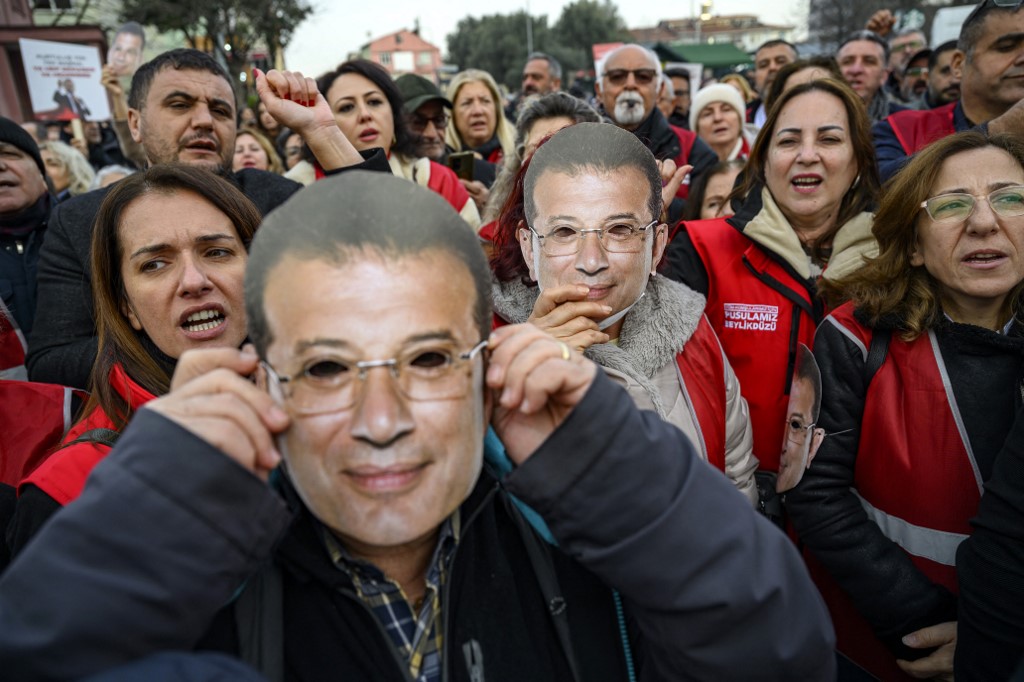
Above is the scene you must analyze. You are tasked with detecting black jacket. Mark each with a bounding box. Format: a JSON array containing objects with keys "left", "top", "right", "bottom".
[
  {"left": 203, "top": 370, "right": 836, "bottom": 681},
  {"left": 27, "top": 151, "right": 388, "bottom": 389},
  {"left": 956, "top": 405, "right": 1024, "bottom": 681},
  {"left": 0, "top": 194, "right": 51, "bottom": 336}
]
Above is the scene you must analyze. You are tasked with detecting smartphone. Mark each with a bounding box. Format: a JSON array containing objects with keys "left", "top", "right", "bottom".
[{"left": 447, "top": 151, "right": 475, "bottom": 182}]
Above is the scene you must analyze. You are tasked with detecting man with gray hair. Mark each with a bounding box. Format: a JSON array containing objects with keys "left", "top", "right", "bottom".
[
  {"left": 507, "top": 52, "right": 563, "bottom": 121},
  {"left": 595, "top": 44, "right": 715, "bottom": 201}
]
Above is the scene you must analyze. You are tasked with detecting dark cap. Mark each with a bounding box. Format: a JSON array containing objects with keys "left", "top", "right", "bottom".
[
  {"left": 0, "top": 117, "right": 45, "bottom": 175},
  {"left": 906, "top": 47, "right": 932, "bottom": 71},
  {"left": 395, "top": 74, "right": 452, "bottom": 114}
]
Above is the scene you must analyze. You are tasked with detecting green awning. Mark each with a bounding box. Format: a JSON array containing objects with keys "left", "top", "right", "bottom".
[{"left": 667, "top": 42, "right": 752, "bottom": 68}]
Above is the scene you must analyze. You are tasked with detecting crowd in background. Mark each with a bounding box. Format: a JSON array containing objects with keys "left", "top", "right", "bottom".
[{"left": 1, "top": 2, "right": 1024, "bottom": 682}]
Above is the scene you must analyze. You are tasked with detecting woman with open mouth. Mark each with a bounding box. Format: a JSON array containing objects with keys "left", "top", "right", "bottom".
[
  {"left": 787, "top": 130, "right": 1024, "bottom": 681},
  {"left": 664, "top": 78, "right": 879, "bottom": 527},
  {"left": 445, "top": 68, "right": 515, "bottom": 167},
  {"left": 690, "top": 83, "right": 754, "bottom": 163},
  {"left": 284, "top": 60, "right": 480, "bottom": 230},
  {"left": 8, "top": 164, "right": 259, "bottom": 555}
]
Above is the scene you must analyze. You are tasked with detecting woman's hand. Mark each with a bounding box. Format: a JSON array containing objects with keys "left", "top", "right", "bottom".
[
  {"left": 527, "top": 284, "right": 612, "bottom": 352},
  {"left": 254, "top": 68, "right": 363, "bottom": 170},
  {"left": 896, "top": 621, "right": 956, "bottom": 681},
  {"left": 657, "top": 160, "right": 692, "bottom": 210},
  {"left": 460, "top": 179, "right": 489, "bottom": 212}
]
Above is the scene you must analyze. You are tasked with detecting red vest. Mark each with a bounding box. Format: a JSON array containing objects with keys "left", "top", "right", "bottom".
[
  {"left": 811, "top": 306, "right": 982, "bottom": 681},
  {"left": 423, "top": 159, "right": 474, "bottom": 216},
  {"left": 675, "top": 315, "right": 727, "bottom": 470},
  {"left": 0, "top": 298, "right": 26, "bottom": 380},
  {"left": 23, "top": 364, "right": 156, "bottom": 505},
  {"left": 686, "top": 218, "right": 818, "bottom": 471},
  {"left": 886, "top": 102, "right": 957, "bottom": 156},
  {"left": 669, "top": 124, "right": 698, "bottom": 200},
  {"left": 0, "top": 381, "right": 85, "bottom": 486}
]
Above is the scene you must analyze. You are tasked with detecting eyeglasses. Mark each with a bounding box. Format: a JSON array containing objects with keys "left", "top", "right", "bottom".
[
  {"left": 603, "top": 68, "right": 658, "bottom": 86},
  {"left": 920, "top": 185, "right": 1024, "bottom": 222},
  {"left": 894, "top": 39, "right": 925, "bottom": 53},
  {"left": 263, "top": 340, "right": 487, "bottom": 415},
  {"left": 904, "top": 66, "right": 928, "bottom": 78},
  {"left": 529, "top": 220, "right": 658, "bottom": 257},
  {"left": 408, "top": 113, "right": 449, "bottom": 132},
  {"left": 784, "top": 418, "right": 817, "bottom": 446}
]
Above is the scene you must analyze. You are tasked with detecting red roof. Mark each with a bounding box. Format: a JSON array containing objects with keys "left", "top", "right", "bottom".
[{"left": 364, "top": 29, "right": 440, "bottom": 54}]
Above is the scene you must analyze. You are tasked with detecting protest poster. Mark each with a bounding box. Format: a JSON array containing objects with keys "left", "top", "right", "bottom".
[{"left": 19, "top": 37, "right": 111, "bottom": 122}]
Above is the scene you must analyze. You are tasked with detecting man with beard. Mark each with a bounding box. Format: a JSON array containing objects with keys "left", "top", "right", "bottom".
[
  {"left": 922, "top": 41, "right": 961, "bottom": 109},
  {"left": 26, "top": 48, "right": 386, "bottom": 389},
  {"left": 596, "top": 44, "right": 716, "bottom": 201},
  {"left": 874, "top": 1, "right": 1024, "bottom": 181},
  {"left": 506, "top": 53, "right": 562, "bottom": 121}
]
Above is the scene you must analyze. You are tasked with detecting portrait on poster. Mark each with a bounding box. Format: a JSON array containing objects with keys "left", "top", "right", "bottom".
[{"left": 19, "top": 38, "right": 111, "bottom": 122}]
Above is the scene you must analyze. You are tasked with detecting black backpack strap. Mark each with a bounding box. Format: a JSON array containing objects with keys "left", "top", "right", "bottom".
[
  {"left": 234, "top": 562, "right": 285, "bottom": 682},
  {"left": 508, "top": 501, "right": 584, "bottom": 682},
  {"left": 864, "top": 328, "right": 891, "bottom": 386},
  {"left": 64, "top": 428, "right": 121, "bottom": 449}
]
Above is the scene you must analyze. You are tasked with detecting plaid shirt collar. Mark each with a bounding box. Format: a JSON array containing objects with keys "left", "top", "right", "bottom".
[{"left": 321, "top": 511, "right": 461, "bottom": 682}]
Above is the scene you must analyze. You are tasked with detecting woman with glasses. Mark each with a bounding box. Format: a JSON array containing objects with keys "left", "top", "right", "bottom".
[
  {"left": 786, "top": 131, "right": 1024, "bottom": 681},
  {"left": 284, "top": 60, "right": 479, "bottom": 229},
  {"left": 664, "top": 78, "right": 879, "bottom": 515},
  {"left": 490, "top": 122, "right": 759, "bottom": 504},
  {"left": 445, "top": 69, "right": 516, "bottom": 166},
  {"left": 7, "top": 165, "right": 259, "bottom": 556}
]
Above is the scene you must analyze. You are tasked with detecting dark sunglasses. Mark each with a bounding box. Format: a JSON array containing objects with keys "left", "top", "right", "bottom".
[{"left": 603, "top": 68, "right": 657, "bottom": 86}]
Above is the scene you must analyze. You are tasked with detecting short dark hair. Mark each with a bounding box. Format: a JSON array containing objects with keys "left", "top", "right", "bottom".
[
  {"left": 839, "top": 30, "right": 890, "bottom": 64},
  {"left": 793, "top": 346, "right": 821, "bottom": 420},
  {"left": 664, "top": 67, "right": 691, "bottom": 83},
  {"left": 525, "top": 52, "right": 562, "bottom": 81},
  {"left": 930, "top": 40, "right": 959, "bottom": 70},
  {"left": 755, "top": 39, "right": 798, "bottom": 59},
  {"left": 523, "top": 122, "right": 662, "bottom": 226},
  {"left": 317, "top": 59, "right": 416, "bottom": 158},
  {"left": 959, "top": 0, "right": 1024, "bottom": 58},
  {"left": 116, "top": 21, "right": 146, "bottom": 49},
  {"left": 246, "top": 171, "right": 492, "bottom": 357},
  {"left": 128, "top": 48, "right": 232, "bottom": 111},
  {"left": 764, "top": 56, "right": 842, "bottom": 111}
]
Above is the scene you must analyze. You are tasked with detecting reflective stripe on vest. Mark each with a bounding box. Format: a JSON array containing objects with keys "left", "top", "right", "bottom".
[{"left": 853, "top": 490, "right": 967, "bottom": 566}]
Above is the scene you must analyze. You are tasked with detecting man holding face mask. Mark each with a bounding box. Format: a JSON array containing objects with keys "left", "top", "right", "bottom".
[
  {"left": 494, "top": 123, "right": 759, "bottom": 504},
  {"left": 2, "top": 171, "right": 836, "bottom": 680}
]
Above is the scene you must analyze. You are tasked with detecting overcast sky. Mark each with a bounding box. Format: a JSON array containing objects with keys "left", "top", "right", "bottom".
[{"left": 285, "top": 0, "right": 809, "bottom": 76}]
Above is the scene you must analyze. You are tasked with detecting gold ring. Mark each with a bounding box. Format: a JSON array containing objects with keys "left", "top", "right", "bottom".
[{"left": 558, "top": 341, "right": 571, "bottom": 361}]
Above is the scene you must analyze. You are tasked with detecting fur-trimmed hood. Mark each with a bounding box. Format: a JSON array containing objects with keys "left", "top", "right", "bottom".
[{"left": 492, "top": 274, "right": 707, "bottom": 416}]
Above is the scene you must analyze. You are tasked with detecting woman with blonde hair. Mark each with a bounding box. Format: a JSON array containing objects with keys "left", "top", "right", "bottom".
[
  {"left": 788, "top": 131, "right": 1024, "bottom": 681},
  {"left": 39, "top": 140, "right": 94, "bottom": 202},
  {"left": 445, "top": 69, "right": 515, "bottom": 165},
  {"left": 233, "top": 127, "right": 284, "bottom": 174}
]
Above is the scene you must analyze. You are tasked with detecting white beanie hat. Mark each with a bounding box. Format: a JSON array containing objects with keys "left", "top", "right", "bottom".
[{"left": 689, "top": 83, "right": 747, "bottom": 132}]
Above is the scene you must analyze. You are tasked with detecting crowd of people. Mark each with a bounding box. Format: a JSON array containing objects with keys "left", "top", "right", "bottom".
[{"left": 1, "top": 2, "right": 1023, "bottom": 681}]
